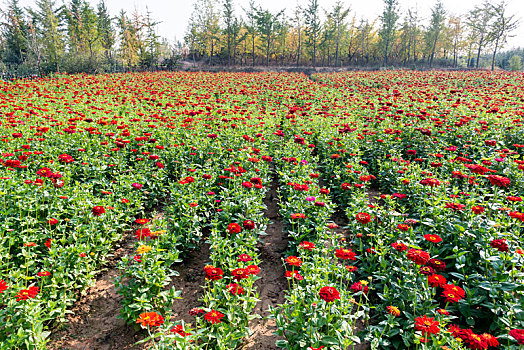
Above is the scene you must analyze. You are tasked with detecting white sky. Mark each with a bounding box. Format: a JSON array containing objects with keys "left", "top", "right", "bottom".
[{"left": 19, "top": 0, "right": 524, "bottom": 49}]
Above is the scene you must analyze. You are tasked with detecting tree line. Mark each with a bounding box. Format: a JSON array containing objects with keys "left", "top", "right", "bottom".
[
  {"left": 0, "top": 0, "right": 521, "bottom": 76},
  {"left": 187, "top": 0, "right": 520, "bottom": 70},
  {"left": 0, "top": 0, "right": 179, "bottom": 75}
]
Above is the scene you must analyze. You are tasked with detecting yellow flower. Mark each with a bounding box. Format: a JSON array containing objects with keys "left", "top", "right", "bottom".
[
  {"left": 137, "top": 245, "right": 152, "bottom": 254},
  {"left": 149, "top": 230, "right": 166, "bottom": 238}
]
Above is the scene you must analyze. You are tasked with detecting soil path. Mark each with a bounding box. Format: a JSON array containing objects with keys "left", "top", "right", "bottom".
[
  {"left": 48, "top": 228, "right": 146, "bottom": 350},
  {"left": 168, "top": 235, "right": 210, "bottom": 324},
  {"left": 48, "top": 214, "right": 211, "bottom": 350},
  {"left": 244, "top": 171, "right": 288, "bottom": 350}
]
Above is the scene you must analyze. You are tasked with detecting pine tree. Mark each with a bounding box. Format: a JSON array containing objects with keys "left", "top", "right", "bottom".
[
  {"left": 327, "top": 1, "right": 350, "bottom": 67},
  {"left": 379, "top": 0, "right": 399, "bottom": 66},
  {"left": 425, "top": 1, "right": 446, "bottom": 67},
  {"left": 3, "top": 0, "right": 29, "bottom": 65},
  {"left": 303, "top": 0, "right": 321, "bottom": 67},
  {"left": 97, "top": 0, "right": 114, "bottom": 62}
]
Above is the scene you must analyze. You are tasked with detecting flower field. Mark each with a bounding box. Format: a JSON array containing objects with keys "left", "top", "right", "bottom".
[{"left": 1, "top": 71, "right": 524, "bottom": 350}]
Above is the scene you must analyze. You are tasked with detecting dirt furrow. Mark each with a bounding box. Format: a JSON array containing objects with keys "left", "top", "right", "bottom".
[
  {"left": 244, "top": 171, "right": 288, "bottom": 350},
  {"left": 48, "top": 227, "right": 145, "bottom": 350}
]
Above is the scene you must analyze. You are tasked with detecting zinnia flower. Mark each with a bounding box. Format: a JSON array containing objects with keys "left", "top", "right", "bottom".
[
  {"left": 428, "top": 274, "right": 447, "bottom": 288},
  {"left": 415, "top": 315, "right": 440, "bottom": 335},
  {"left": 355, "top": 212, "right": 371, "bottom": 224},
  {"left": 243, "top": 220, "right": 255, "bottom": 230},
  {"left": 0, "top": 279, "right": 8, "bottom": 293},
  {"left": 423, "top": 234, "right": 442, "bottom": 243},
  {"left": 136, "top": 312, "right": 164, "bottom": 328},
  {"left": 205, "top": 310, "right": 224, "bottom": 324},
  {"left": 490, "top": 239, "right": 509, "bottom": 252},
  {"left": 246, "top": 265, "right": 261, "bottom": 275},
  {"left": 204, "top": 266, "right": 223, "bottom": 281},
  {"left": 487, "top": 175, "right": 510, "bottom": 188},
  {"left": 509, "top": 329, "right": 524, "bottom": 344},
  {"left": 387, "top": 305, "right": 401, "bottom": 317},
  {"left": 319, "top": 286, "right": 340, "bottom": 302},
  {"left": 227, "top": 223, "right": 242, "bottom": 234},
  {"left": 227, "top": 283, "right": 246, "bottom": 295},
  {"left": 91, "top": 206, "right": 105, "bottom": 216},
  {"left": 171, "top": 324, "right": 191, "bottom": 337},
  {"left": 15, "top": 285, "right": 39, "bottom": 301},
  {"left": 285, "top": 256, "right": 302, "bottom": 266},
  {"left": 406, "top": 249, "right": 430, "bottom": 265},
  {"left": 335, "top": 248, "right": 356, "bottom": 260}
]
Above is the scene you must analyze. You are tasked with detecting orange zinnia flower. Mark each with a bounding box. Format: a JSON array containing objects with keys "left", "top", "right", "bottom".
[{"left": 136, "top": 312, "right": 164, "bottom": 328}]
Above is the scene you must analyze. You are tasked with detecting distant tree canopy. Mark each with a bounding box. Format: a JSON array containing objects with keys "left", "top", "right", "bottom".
[
  {"left": 0, "top": 0, "right": 181, "bottom": 75},
  {"left": 184, "top": 0, "right": 520, "bottom": 69},
  {"left": 0, "top": 0, "right": 521, "bottom": 75}
]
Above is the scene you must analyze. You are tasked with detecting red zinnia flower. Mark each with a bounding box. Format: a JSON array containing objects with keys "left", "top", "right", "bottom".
[
  {"left": 285, "top": 270, "right": 304, "bottom": 280},
  {"left": 510, "top": 329, "right": 524, "bottom": 344},
  {"left": 135, "top": 228, "right": 151, "bottom": 240},
  {"left": 355, "top": 212, "right": 371, "bottom": 224},
  {"left": 205, "top": 310, "right": 224, "bottom": 324},
  {"left": 15, "top": 285, "right": 39, "bottom": 301},
  {"left": 237, "top": 254, "right": 252, "bottom": 262},
  {"left": 246, "top": 265, "right": 261, "bottom": 275},
  {"left": 428, "top": 274, "right": 447, "bottom": 288},
  {"left": 0, "top": 279, "right": 8, "bottom": 293},
  {"left": 47, "top": 218, "right": 58, "bottom": 225},
  {"left": 171, "top": 324, "right": 192, "bottom": 337},
  {"left": 445, "top": 202, "right": 465, "bottom": 211},
  {"left": 487, "top": 175, "right": 510, "bottom": 188},
  {"left": 231, "top": 268, "right": 249, "bottom": 281},
  {"left": 406, "top": 249, "right": 430, "bottom": 265},
  {"left": 420, "top": 178, "right": 441, "bottom": 187},
  {"left": 91, "top": 206, "right": 105, "bottom": 216},
  {"left": 465, "top": 332, "right": 488, "bottom": 349},
  {"left": 285, "top": 256, "right": 302, "bottom": 266},
  {"left": 319, "top": 286, "right": 340, "bottom": 302},
  {"left": 490, "top": 239, "right": 509, "bottom": 252},
  {"left": 227, "top": 223, "right": 242, "bottom": 234},
  {"left": 291, "top": 213, "right": 306, "bottom": 219},
  {"left": 480, "top": 333, "right": 499, "bottom": 347},
  {"left": 441, "top": 284, "right": 465, "bottom": 303},
  {"left": 419, "top": 266, "right": 435, "bottom": 275},
  {"left": 335, "top": 248, "right": 356, "bottom": 260},
  {"left": 243, "top": 220, "right": 255, "bottom": 230},
  {"left": 423, "top": 234, "right": 442, "bottom": 243},
  {"left": 391, "top": 242, "right": 408, "bottom": 252},
  {"left": 415, "top": 315, "right": 440, "bottom": 335},
  {"left": 227, "top": 283, "right": 246, "bottom": 295},
  {"left": 350, "top": 281, "right": 369, "bottom": 294},
  {"left": 204, "top": 266, "right": 223, "bottom": 281},
  {"left": 428, "top": 259, "right": 446, "bottom": 271},
  {"left": 471, "top": 206, "right": 485, "bottom": 214}
]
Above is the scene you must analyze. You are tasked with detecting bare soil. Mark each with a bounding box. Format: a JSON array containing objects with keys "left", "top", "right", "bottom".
[
  {"left": 47, "top": 212, "right": 211, "bottom": 350},
  {"left": 168, "top": 237, "right": 210, "bottom": 324},
  {"left": 243, "top": 172, "right": 289, "bottom": 350},
  {"left": 48, "top": 228, "right": 146, "bottom": 350}
]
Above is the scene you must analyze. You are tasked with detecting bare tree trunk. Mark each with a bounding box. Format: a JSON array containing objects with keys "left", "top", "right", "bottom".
[
  {"left": 491, "top": 38, "right": 500, "bottom": 71},
  {"left": 296, "top": 28, "right": 301, "bottom": 66}
]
